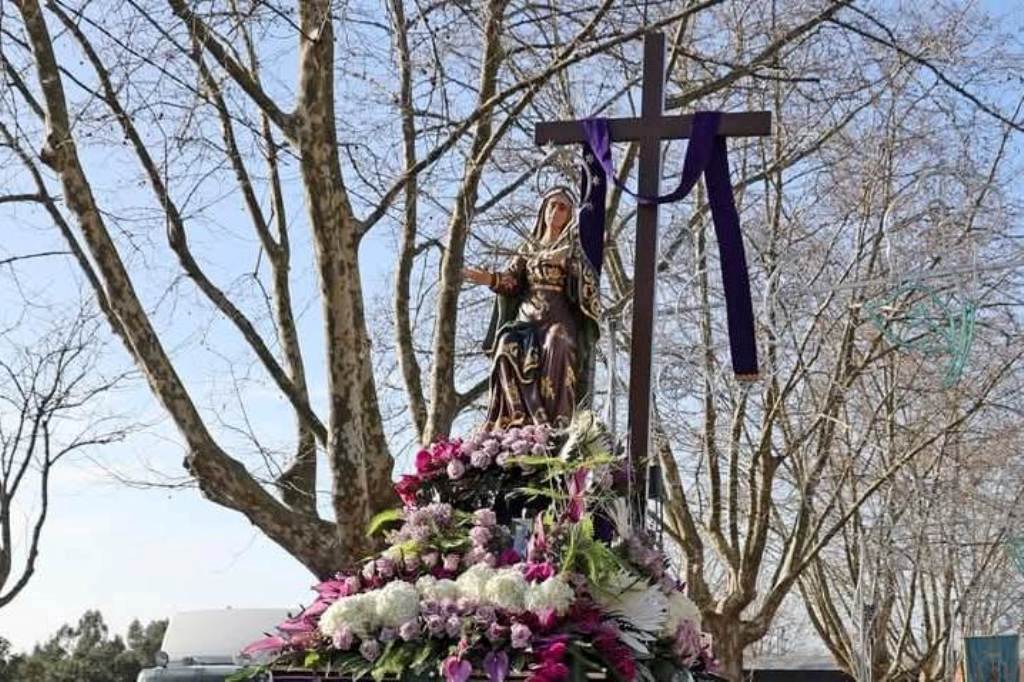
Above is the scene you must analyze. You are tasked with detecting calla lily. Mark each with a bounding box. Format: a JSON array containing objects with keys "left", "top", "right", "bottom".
[
  {"left": 565, "top": 468, "right": 588, "bottom": 522},
  {"left": 484, "top": 650, "right": 509, "bottom": 682},
  {"left": 241, "top": 635, "right": 287, "bottom": 656},
  {"left": 442, "top": 656, "right": 473, "bottom": 682}
]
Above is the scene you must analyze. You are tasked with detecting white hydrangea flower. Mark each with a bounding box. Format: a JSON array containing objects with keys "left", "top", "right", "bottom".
[
  {"left": 663, "top": 590, "right": 702, "bottom": 636},
  {"left": 375, "top": 580, "right": 421, "bottom": 628},
  {"left": 319, "top": 593, "right": 377, "bottom": 638},
  {"left": 416, "top": 575, "right": 459, "bottom": 602},
  {"left": 483, "top": 568, "right": 528, "bottom": 613},
  {"left": 415, "top": 575, "right": 437, "bottom": 596},
  {"left": 455, "top": 564, "right": 495, "bottom": 603},
  {"left": 524, "top": 575, "right": 575, "bottom": 615}
]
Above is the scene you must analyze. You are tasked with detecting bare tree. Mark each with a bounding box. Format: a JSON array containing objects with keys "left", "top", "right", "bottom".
[{"left": 0, "top": 309, "right": 128, "bottom": 608}]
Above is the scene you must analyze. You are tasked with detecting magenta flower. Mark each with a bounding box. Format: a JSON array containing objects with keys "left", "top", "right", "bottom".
[
  {"left": 526, "top": 516, "right": 547, "bottom": 563},
  {"left": 564, "top": 468, "right": 588, "bottom": 522},
  {"left": 415, "top": 448, "right": 433, "bottom": 475},
  {"left": 523, "top": 561, "right": 555, "bottom": 582},
  {"left": 395, "top": 474, "right": 422, "bottom": 505},
  {"left": 241, "top": 635, "right": 287, "bottom": 656},
  {"left": 498, "top": 548, "right": 521, "bottom": 566},
  {"left": 528, "top": 660, "right": 569, "bottom": 682},
  {"left": 484, "top": 650, "right": 510, "bottom": 682},
  {"left": 442, "top": 656, "right": 472, "bottom": 682}
]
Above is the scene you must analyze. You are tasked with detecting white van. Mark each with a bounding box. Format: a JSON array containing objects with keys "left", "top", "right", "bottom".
[{"left": 137, "top": 608, "right": 291, "bottom": 681}]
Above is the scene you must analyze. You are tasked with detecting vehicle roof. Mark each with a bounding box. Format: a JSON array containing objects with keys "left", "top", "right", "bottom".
[{"left": 161, "top": 608, "right": 292, "bottom": 664}]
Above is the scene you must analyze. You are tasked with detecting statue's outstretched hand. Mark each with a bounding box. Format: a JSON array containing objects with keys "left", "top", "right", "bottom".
[{"left": 462, "top": 267, "right": 493, "bottom": 287}]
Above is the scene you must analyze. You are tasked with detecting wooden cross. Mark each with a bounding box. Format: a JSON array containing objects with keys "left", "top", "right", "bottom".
[{"left": 534, "top": 32, "right": 771, "bottom": 523}]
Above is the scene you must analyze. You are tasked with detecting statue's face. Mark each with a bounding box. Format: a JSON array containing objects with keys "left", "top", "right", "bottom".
[{"left": 544, "top": 195, "right": 572, "bottom": 238}]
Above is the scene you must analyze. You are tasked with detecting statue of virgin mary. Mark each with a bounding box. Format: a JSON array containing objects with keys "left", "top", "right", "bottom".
[{"left": 463, "top": 186, "right": 602, "bottom": 428}]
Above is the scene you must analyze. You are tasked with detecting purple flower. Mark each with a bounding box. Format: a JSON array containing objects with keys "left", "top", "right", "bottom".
[
  {"left": 443, "top": 553, "right": 461, "bottom": 572},
  {"left": 512, "top": 440, "right": 530, "bottom": 455},
  {"left": 445, "top": 615, "right": 463, "bottom": 638},
  {"left": 470, "top": 450, "right": 493, "bottom": 469},
  {"left": 399, "top": 620, "right": 421, "bottom": 641},
  {"left": 470, "top": 526, "right": 492, "bottom": 547},
  {"left": 359, "top": 638, "right": 381, "bottom": 661},
  {"left": 531, "top": 443, "right": 547, "bottom": 456},
  {"left": 474, "top": 509, "right": 497, "bottom": 527},
  {"left": 483, "top": 440, "right": 500, "bottom": 457},
  {"left": 474, "top": 605, "right": 497, "bottom": 624},
  {"left": 510, "top": 623, "right": 532, "bottom": 649},
  {"left": 484, "top": 650, "right": 509, "bottom": 682},
  {"left": 462, "top": 548, "right": 484, "bottom": 567},
  {"left": 486, "top": 622, "right": 507, "bottom": 643},
  {"left": 442, "top": 656, "right": 472, "bottom": 682},
  {"left": 376, "top": 557, "right": 396, "bottom": 579},
  {"left": 379, "top": 627, "right": 397, "bottom": 643},
  {"left": 331, "top": 627, "right": 354, "bottom": 651},
  {"left": 447, "top": 458, "right": 466, "bottom": 480},
  {"left": 426, "top": 614, "right": 445, "bottom": 636}
]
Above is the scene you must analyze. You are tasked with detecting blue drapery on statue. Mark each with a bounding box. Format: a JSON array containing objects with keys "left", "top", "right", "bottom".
[{"left": 580, "top": 111, "right": 759, "bottom": 379}]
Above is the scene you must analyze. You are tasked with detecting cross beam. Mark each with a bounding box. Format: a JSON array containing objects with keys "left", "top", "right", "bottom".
[{"left": 534, "top": 32, "right": 770, "bottom": 525}]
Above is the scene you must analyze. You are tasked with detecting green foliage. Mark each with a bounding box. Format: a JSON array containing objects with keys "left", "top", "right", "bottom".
[
  {"left": 559, "top": 515, "right": 627, "bottom": 589},
  {"left": 0, "top": 610, "right": 168, "bottom": 682},
  {"left": 366, "top": 507, "right": 405, "bottom": 537}
]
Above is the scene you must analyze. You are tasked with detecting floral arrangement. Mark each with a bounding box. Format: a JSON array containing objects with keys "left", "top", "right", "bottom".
[{"left": 235, "top": 413, "right": 719, "bottom": 682}]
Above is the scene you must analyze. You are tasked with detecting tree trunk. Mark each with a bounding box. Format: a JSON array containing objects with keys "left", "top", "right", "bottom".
[{"left": 706, "top": 615, "right": 746, "bottom": 682}]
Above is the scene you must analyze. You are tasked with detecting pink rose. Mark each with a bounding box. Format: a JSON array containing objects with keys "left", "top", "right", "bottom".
[
  {"left": 510, "top": 623, "right": 532, "bottom": 649},
  {"left": 447, "top": 458, "right": 466, "bottom": 480}
]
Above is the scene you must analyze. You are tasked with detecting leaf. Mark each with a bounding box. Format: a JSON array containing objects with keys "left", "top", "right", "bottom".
[
  {"left": 225, "top": 666, "right": 265, "bottom": 682},
  {"left": 371, "top": 641, "right": 404, "bottom": 681},
  {"left": 410, "top": 640, "right": 439, "bottom": 673},
  {"left": 303, "top": 651, "right": 322, "bottom": 669},
  {"left": 366, "top": 507, "right": 405, "bottom": 537},
  {"left": 512, "top": 486, "right": 567, "bottom": 501}
]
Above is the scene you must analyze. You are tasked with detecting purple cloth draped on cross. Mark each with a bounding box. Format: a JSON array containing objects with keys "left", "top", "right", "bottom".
[{"left": 579, "top": 111, "right": 759, "bottom": 378}]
